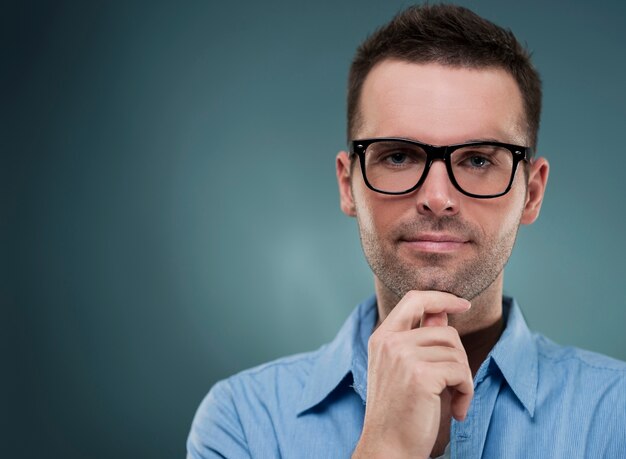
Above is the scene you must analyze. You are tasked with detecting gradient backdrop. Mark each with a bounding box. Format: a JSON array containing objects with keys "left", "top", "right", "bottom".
[{"left": 4, "top": 0, "right": 626, "bottom": 457}]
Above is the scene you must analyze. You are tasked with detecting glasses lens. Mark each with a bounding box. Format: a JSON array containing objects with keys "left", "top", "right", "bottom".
[
  {"left": 450, "top": 145, "right": 514, "bottom": 196},
  {"left": 363, "top": 141, "right": 427, "bottom": 193}
]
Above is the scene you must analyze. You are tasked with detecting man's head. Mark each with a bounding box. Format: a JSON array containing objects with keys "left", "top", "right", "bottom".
[
  {"left": 336, "top": 5, "right": 549, "bottom": 320},
  {"left": 347, "top": 4, "right": 542, "bottom": 150}
]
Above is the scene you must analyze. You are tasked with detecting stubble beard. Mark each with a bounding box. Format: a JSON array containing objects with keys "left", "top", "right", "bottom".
[{"left": 358, "top": 213, "right": 521, "bottom": 303}]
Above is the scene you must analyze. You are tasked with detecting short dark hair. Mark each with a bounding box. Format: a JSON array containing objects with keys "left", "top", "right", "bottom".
[{"left": 347, "top": 4, "right": 542, "bottom": 151}]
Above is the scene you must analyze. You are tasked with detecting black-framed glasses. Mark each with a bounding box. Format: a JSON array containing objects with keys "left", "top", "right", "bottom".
[{"left": 349, "top": 138, "right": 532, "bottom": 199}]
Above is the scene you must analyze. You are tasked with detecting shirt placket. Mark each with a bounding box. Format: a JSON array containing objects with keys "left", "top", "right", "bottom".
[{"left": 450, "top": 363, "right": 503, "bottom": 458}]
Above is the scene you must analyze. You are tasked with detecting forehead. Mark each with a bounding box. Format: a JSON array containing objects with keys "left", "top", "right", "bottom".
[{"left": 358, "top": 60, "right": 526, "bottom": 146}]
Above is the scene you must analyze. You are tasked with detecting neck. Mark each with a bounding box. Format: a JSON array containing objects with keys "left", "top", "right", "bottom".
[
  {"left": 460, "top": 313, "right": 504, "bottom": 375},
  {"left": 374, "top": 272, "right": 505, "bottom": 376}
]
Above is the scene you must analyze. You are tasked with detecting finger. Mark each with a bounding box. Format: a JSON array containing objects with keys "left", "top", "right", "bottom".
[
  {"left": 451, "top": 387, "right": 474, "bottom": 421},
  {"left": 412, "top": 346, "right": 468, "bottom": 364},
  {"left": 424, "top": 360, "right": 474, "bottom": 404},
  {"left": 403, "top": 326, "right": 465, "bottom": 350},
  {"left": 380, "top": 290, "right": 471, "bottom": 332},
  {"left": 420, "top": 311, "right": 448, "bottom": 328},
  {"left": 441, "top": 363, "right": 474, "bottom": 421}
]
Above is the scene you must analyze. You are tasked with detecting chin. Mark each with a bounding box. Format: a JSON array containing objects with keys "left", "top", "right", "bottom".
[
  {"left": 391, "top": 271, "right": 463, "bottom": 298},
  {"left": 388, "top": 265, "right": 486, "bottom": 301}
]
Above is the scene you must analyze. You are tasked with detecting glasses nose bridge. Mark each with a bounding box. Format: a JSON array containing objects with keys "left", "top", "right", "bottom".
[
  {"left": 423, "top": 144, "right": 451, "bottom": 178},
  {"left": 416, "top": 144, "right": 455, "bottom": 199},
  {"left": 416, "top": 144, "right": 459, "bottom": 216},
  {"left": 424, "top": 144, "right": 448, "bottom": 160}
]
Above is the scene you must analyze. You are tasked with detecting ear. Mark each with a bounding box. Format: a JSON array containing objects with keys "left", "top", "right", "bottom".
[
  {"left": 336, "top": 151, "right": 357, "bottom": 217},
  {"left": 520, "top": 157, "right": 549, "bottom": 225}
]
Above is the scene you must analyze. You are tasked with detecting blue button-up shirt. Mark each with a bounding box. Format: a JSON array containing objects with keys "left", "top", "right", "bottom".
[{"left": 187, "top": 296, "right": 626, "bottom": 458}]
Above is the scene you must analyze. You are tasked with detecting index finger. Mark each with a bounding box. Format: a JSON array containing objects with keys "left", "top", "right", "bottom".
[
  {"left": 379, "top": 290, "right": 471, "bottom": 332},
  {"left": 421, "top": 311, "right": 448, "bottom": 328}
]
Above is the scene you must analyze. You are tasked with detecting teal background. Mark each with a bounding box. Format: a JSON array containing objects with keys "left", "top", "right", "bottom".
[{"left": 4, "top": 1, "right": 625, "bottom": 457}]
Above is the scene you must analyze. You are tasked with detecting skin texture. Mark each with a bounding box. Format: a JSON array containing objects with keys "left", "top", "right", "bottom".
[{"left": 336, "top": 60, "right": 549, "bottom": 458}]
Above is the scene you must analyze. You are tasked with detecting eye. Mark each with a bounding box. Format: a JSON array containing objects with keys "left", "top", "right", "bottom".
[
  {"left": 387, "top": 152, "right": 408, "bottom": 164},
  {"left": 366, "top": 142, "right": 426, "bottom": 169},
  {"left": 469, "top": 155, "right": 489, "bottom": 168}
]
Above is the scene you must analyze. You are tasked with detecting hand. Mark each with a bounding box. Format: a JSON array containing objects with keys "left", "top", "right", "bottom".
[{"left": 352, "top": 291, "right": 473, "bottom": 459}]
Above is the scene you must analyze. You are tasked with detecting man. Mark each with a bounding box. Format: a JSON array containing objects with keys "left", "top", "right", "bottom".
[{"left": 187, "top": 5, "right": 626, "bottom": 458}]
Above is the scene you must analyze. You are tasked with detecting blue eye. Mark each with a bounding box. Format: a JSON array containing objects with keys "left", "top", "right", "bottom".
[
  {"left": 389, "top": 153, "right": 407, "bottom": 164},
  {"left": 469, "top": 156, "right": 489, "bottom": 167},
  {"left": 369, "top": 145, "right": 424, "bottom": 169}
]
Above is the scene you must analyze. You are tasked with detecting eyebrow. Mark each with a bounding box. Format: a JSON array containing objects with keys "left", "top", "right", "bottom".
[
  {"left": 391, "top": 136, "right": 509, "bottom": 144},
  {"left": 463, "top": 137, "right": 504, "bottom": 144}
]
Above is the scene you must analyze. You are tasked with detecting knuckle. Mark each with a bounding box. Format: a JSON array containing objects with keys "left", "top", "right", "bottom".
[
  {"left": 452, "top": 348, "right": 466, "bottom": 364},
  {"left": 379, "top": 333, "right": 399, "bottom": 355},
  {"left": 444, "top": 326, "right": 462, "bottom": 343},
  {"left": 447, "top": 361, "right": 463, "bottom": 375},
  {"left": 466, "top": 366, "right": 474, "bottom": 383},
  {"left": 410, "top": 363, "right": 430, "bottom": 385},
  {"left": 369, "top": 331, "right": 397, "bottom": 354},
  {"left": 403, "top": 290, "right": 424, "bottom": 308},
  {"left": 456, "top": 363, "right": 474, "bottom": 387}
]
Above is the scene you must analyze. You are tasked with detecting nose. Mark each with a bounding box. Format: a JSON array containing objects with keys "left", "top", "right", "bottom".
[{"left": 415, "top": 160, "right": 460, "bottom": 217}]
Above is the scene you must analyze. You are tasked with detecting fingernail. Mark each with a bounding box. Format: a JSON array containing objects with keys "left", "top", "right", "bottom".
[{"left": 460, "top": 299, "right": 471, "bottom": 309}]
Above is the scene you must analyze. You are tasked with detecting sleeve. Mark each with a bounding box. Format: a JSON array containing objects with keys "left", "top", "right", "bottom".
[{"left": 186, "top": 379, "right": 251, "bottom": 459}]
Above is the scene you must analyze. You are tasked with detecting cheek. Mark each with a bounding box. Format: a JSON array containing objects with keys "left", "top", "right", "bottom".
[
  {"left": 354, "top": 189, "right": 403, "bottom": 239},
  {"left": 472, "top": 186, "right": 526, "bottom": 236},
  {"left": 506, "top": 176, "right": 529, "bottom": 223},
  {"left": 354, "top": 197, "right": 382, "bottom": 237}
]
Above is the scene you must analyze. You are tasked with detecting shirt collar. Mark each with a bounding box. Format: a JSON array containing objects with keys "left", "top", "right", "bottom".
[
  {"left": 296, "top": 295, "right": 377, "bottom": 415},
  {"left": 484, "top": 296, "right": 538, "bottom": 418},
  {"left": 296, "top": 295, "right": 538, "bottom": 418}
]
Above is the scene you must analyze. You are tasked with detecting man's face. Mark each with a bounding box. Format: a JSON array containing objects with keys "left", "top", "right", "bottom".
[{"left": 337, "top": 60, "right": 547, "bottom": 302}]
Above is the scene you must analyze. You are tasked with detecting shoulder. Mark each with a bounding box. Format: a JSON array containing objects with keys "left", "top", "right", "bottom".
[
  {"left": 225, "top": 347, "right": 326, "bottom": 401},
  {"left": 534, "top": 333, "right": 626, "bottom": 373},
  {"left": 533, "top": 333, "right": 626, "bottom": 408},
  {"left": 186, "top": 297, "right": 374, "bottom": 458},
  {"left": 532, "top": 335, "right": 626, "bottom": 452},
  {"left": 186, "top": 347, "right": 326, "bottom": 458},
  {"left": 201, "top": 345, "right": 327, "bottom": 416}
]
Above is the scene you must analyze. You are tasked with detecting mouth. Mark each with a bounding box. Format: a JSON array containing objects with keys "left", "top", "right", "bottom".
[{"left": 399, "top": 233, "right": 470, "bottom": 253}]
